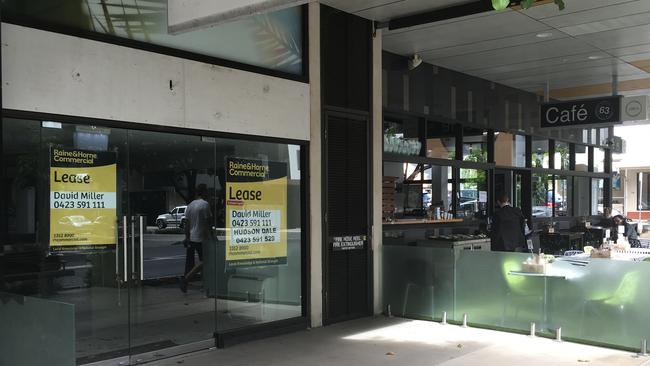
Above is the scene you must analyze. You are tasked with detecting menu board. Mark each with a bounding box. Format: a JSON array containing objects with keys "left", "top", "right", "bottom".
[
  {"left": 225, "top": 157, "right": 287, "bottom": 268},
  {"left": 49, "top": 147, "right": 117, "bottom": 252}
]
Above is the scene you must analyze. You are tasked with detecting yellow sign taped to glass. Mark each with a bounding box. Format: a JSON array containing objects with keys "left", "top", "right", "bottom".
[
  {"left": 50, "top": 147, "right": 117, "bottom": 251},
  {"left": 225, "top": 157, "right": 287, "bottom": 268}
]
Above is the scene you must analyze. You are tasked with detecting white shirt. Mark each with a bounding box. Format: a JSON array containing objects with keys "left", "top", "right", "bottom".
[{"left": 185, "top": 198, "right": 211, "bottom": 243}]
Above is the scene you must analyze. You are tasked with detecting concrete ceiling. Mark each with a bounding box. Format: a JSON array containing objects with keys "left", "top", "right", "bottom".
[{"left": 321, "top": 0, "right": 650, "bottom": 100}]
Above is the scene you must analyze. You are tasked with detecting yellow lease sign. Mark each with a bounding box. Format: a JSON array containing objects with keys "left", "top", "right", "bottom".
[
  {"left": 50, "top": 147, "right": 117, "bottom": 252},
  {"left": 225, "top": 157, "right": 287, "bottom": 268}
]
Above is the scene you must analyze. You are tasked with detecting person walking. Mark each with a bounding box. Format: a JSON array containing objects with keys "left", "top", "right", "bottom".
[
  {"left": 612, "top": 214, "right": 641, "bottom": 248},
  {"left": 491, "top": 194, "right": 527, "bottom": 252},
  {"left": 180, "top": 184, "right": 212, "bottom": 293}
]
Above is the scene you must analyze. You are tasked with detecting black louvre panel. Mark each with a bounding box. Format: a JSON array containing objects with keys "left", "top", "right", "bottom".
[{"left": 326, "top": 115, "right": 369, "bottom": 323}]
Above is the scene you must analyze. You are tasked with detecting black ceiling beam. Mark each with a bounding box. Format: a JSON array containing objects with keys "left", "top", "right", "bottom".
[{"left": 388, "top": 0, "right": 513, "bottom": 31}]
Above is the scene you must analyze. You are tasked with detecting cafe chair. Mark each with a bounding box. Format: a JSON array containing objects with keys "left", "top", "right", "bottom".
[
  {"left": 401, "top": 258, "right": 435, "bottom": 319},
  {"left": 501, "top": 258, "right": 543, "bottom": 327},
  {"left": 580, "top": 271, "right": 640, "bottom": 338}
]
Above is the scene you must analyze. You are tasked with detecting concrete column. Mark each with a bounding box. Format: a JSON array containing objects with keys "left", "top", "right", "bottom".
[
  {"left": 372, "top": 28, "right": 383, "bottom": 315},
  {"left": 308, "top": 2, "right": 323, "bottom": 328}
]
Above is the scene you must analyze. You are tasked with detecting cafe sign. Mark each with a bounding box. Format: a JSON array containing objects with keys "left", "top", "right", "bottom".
[{"left": 540, "top": 96, "right": 621, "bottom": 128}]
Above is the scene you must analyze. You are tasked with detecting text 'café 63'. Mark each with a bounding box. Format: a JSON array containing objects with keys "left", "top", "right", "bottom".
[{"left": 2, "top": 0, "right": 650, "bottom": 365}]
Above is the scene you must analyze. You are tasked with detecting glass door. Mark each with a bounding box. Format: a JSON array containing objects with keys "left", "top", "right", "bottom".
[
  {"left": 45, "top": 122, "right": 132, "bottom": 366},
  {"left": 2, "top": 116, "right": 306, "bottom": 366},
  {"left": 1, "top": 118, "right": 133, "bottom": 365},
  {"left": 126, "top": 130, "right": 217, "bottom": 364}
]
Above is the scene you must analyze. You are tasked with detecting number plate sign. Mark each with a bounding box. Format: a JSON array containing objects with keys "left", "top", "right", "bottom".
[{"left": 540, "top": 96, "right": 621, "bottom": 128}]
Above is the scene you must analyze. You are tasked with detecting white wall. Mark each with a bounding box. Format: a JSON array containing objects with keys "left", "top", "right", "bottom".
[{"left": 1, "top": 23, "right": 310, "bottom": 141}]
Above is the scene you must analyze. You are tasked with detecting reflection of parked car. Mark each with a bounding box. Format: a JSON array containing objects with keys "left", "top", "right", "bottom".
[
  {"left": 59, "top": 215, "right": 92, "bottom": 227},
  {"left": 156, "top": 206, "right": 187, "bottom": 229},
  {"left": 532, "top": 206, "right": 551, "bottom": 217}
]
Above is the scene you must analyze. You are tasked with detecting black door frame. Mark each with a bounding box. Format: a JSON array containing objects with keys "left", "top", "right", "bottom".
[{"left": 321, "top": 107, "right": 374, "bottom": 325}]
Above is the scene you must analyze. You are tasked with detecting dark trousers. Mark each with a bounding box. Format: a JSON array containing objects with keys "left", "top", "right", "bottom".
[{"left": 184, "top": 241, "right": 203, "bottom": 276}]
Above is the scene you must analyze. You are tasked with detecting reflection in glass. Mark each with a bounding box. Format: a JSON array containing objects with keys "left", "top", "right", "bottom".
[
  {"left": 592, "top": 178, "right": 605, "bottom": 215},
  {"left": 532, "top": 174, "right": 552, "bottom": 218},
  {"left": 384, "top": 117, "right": 421, "bottom": 156},
  {"left": 573, "top": 177, "right": 590, "bottom": 217},
  {"left": 494, "top": 133, "right": 525, "bottom": 167},
  {"left": 462, "top": 128, "right": 487, "bottom": 163},
  {"left": 575, "top": 144, "right": 589, "bottom": 172},
  {"left": 426, "top": 121, "right": 455, "bottom": 159},
  {"left": 1, "top": 1, "right": 304, "bottom": 75},
  {"left": 554, "top": 141, "right": 570, "bottom": 171},
  {"left": 554, "top": 176, "right": 572, "bottom": 217},
  {"left": 457, "top": 169, "right": 487, "bottom": 218},
  {"left": 594, "top": 148, "right": 606, "bottom": 173},
  {"left": 639, "top": 173, "right": 650, "bottom": 211},
  {"left": 383, "top": 162, "right": 452, "bottom": 217},
  {"left": 1, "top": 117, "right": 305, "bottom": 361},
  {"left": 600, "top": 128, "right": 609, "bottom": 145},
  {"left": 532, "top": 138, "right": 549, "bottom": 168}
]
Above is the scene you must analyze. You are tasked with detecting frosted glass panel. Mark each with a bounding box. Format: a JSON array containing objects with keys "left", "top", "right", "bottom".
[
  {"left": 0, "top": 292, "right": 75, "bottom": 366},
  {"left": 383, "top": 246, "right": 455, "bottom": 320},
  {"left": 385, "top": 246, "right": 650, "bottom": 350},
  {"left": 547, "top": 259, "right": 650, "bottom": 348},
  {"left": 455, "top": 251, "right": 542, "bottom": 331},
  {"left": 2, "top": 1, "right": 303, "bottom": 75}
]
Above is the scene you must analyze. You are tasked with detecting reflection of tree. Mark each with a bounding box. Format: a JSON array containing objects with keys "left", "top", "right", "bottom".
[
  {"left": 460, "top": 169, "right": 487, "bottom": 192},
  {"left": 533, "top": 175, "right": 549, "bottom": 205},
  {"left": 464, "top": 145, "right": 487, "bottom": 163},
  {"left": 4, "top": 0, "right": 167, "bottom": 40},
  {"left": 171, "top": 169, "right": 197, "bottom": 205},
  {"left": 556, "top": 144, "right": 569, "bottom": 170},
  {"left": 532, "top": 151, "right": 548, "bottom": 168},
  {"left": 252, "top": 13, "right": 302, "bottom": 69}
]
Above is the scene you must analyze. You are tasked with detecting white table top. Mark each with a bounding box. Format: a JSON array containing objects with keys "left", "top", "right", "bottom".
[{"left": 508, "top": 270, "right": 567, "bottom": 279}]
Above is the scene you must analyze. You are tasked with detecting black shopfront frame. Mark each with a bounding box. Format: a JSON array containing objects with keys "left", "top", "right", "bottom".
[
  {"left": 381, "top": 107, "right": 613, "bottom": 225},
  {"left": 0, "top": 108, "right": 311, "bottom": 349}
]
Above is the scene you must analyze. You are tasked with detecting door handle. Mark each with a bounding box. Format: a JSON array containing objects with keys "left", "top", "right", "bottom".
[
  {"left": 131, "top": 216, "right": 136, "bottom": 281},
  {"left": 139, "top": 216, "right": 144, "bottom": 281},
  {"left": 122, "top": 216, "right": 128, "bottom": 282}
]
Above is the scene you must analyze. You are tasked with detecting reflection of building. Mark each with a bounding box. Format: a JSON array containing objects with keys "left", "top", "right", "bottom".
[
  {"left": 614, "top": 126, "right": 650, "bottom": 220},
  {"left": 616, "top": 167, "right": 650, "bottom": 220}
]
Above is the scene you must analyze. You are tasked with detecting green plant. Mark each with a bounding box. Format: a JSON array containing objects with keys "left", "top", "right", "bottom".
[{"left": 492, "top": 0, "right": 565, "bottom": 11}]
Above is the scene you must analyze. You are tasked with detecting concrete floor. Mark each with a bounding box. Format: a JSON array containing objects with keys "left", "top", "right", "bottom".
[{"left": 151, "top": 317, "right": 650, "bottom": 366}]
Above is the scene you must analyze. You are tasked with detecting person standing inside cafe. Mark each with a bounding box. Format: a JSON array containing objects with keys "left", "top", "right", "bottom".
[
  {"left": 491, "top": 194, "right": 526, "bottom": 252},
  {"left": 612, "top": 214, "right": 641, "bottom": 248}
]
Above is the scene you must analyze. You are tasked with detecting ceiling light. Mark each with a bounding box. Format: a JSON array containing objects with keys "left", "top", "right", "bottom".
[
  {"left": 587, "top": 55, "right": 602, "bottom": 60},
  {"left": 536, "top": 32, "right": 553, "bottom": 38},
  {"left": 42, "top": 121, "right": 62, "bottom": 129}
]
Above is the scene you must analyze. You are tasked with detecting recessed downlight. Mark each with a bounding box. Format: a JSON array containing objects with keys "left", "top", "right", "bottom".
[{"left": 536, "top": 32, "right": 553, "bottom": 38}]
